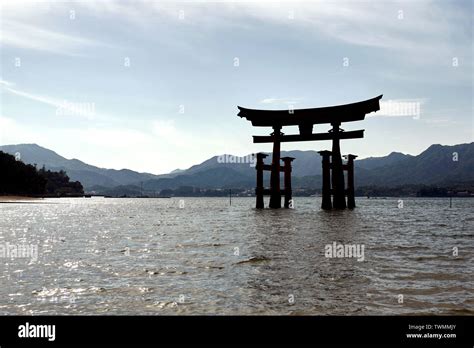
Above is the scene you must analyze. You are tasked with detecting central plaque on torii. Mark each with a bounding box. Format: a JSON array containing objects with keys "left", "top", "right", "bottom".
[{"left": 237, "top": 94, "right": 383, "bottom": 209}]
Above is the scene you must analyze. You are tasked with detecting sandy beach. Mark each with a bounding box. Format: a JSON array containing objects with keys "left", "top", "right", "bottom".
[{"left": 0, "top": 196, "right": 43, "bottom": 203}]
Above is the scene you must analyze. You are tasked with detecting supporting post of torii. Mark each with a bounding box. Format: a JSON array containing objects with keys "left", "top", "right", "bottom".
[
  {"left": 269, "top": 125, "right": 282, "bottom": 208},
  {"left": 330, "top": 122, "right": 346, "bottom": 209},
  {"left": 346, "top": 154, "right": 357, "bottom": 209},
  {"left": 255, "top": 153, "right": 267, "bottom": 209},
  {"left": 281, "top": 157, "right": 295, "bottom": 208},
  {"left": 318, "top": 150, "right": 332, "bottom": 210}
]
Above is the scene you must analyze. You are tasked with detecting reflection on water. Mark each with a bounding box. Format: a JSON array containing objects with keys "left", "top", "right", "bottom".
[{"left": 0, "top": 197, "right": 472, "bottom": 315}]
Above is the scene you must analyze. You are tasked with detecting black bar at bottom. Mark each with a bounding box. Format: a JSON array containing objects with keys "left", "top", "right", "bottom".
[{"left": 0, "top": 316, "right": 472, "bottom": 346}]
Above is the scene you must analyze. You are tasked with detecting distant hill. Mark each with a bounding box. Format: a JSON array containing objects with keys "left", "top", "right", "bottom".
[
  {"left": 356, "top": 143, "right": 474, "bottom": 186},
  {"left": 356, "top": 151, "right": 413, "bottom": 170},
  {"left": 0, "top": 144, "right": 159, "bottom": 189},
  {"left": 1, "top": 142, "right": 472, "bottom": 194},
  {"left": 162, "top": 149, "right": 412, "bottom": 179},
  {"left": 141, "top": 143, "right": 474, "bottom": 191},
  {"left": 143, "top": 167, "right": 256, "bottom": 192}
]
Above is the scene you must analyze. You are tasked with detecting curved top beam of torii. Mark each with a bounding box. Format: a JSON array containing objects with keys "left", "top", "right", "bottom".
[{"left": 237, "top": 94, "right": 383, "bottom": 127}]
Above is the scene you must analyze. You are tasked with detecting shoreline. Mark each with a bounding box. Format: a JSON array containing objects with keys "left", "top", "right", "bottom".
[{"left": 0, "top": 195, "right": 43, "bottom": 202}]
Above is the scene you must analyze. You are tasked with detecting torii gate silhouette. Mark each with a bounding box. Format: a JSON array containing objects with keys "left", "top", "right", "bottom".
[{"left": 238, "top": 94, "right": 383, "bottom": 209}]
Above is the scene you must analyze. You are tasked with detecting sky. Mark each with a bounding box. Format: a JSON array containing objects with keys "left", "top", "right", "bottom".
[{"left": 0, "top": 0, "right": 472, "bottom": 174}]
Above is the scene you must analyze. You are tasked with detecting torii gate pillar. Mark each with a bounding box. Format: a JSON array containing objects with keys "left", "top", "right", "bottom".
[
  {"left": 346, "top": 154, "right": 357, "bottom": 209},
  {"left": 318, "top": 150, "right": 332, "bottom": 210},
  {"left": 331, "top": 122, "right": 347, "bottom": 209},
  {"left": 282, "top": 156, "right": 295, "bottom": 208},
  {"left": 255, "top": 153, "right": 268, "bottom": 209},
  {"left": 269, "top": 125, "right": 282, "bottom": 209}
]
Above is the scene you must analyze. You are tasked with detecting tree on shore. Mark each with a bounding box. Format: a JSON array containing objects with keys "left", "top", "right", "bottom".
[
  {"left": 38, "top": 166, "right": 84, "bottom": 196},
  {"left": 0, "top": 151, "right": 84, "bottom": 196},
  {"left": 0, "top": 151, "right": 46, "bottom": 194}
]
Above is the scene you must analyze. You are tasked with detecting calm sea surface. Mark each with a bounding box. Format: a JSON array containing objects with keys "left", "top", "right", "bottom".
[{"left": 0, "top": 197, "right": 472, "bottom": 315}]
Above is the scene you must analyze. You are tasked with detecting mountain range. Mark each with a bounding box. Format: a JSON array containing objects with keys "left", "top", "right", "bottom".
[{"left": 1, "top": 142, "right": 473, "bottom": 195}]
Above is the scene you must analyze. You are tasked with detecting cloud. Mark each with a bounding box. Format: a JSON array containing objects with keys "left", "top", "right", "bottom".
[
  {"left": 1, "top": 19, "right": 110, "bottom": 56},
  {"left": 2, "top": 84, "right": 96, "bottom": 120},
  {"left": 93, "top": 2, "right": 466, "bottom": 53},
  {"left": 2, "top": 1, "right": 469, "bottom": 66},
  {"left": 238, "top": 1, "right": 468, "bottom": 57},
  {"left": 151, "top": 119, "right": 190, "bottom": 148},
  {"left": 0, "top": 79, "right": 14, "bottom": 87},
  {"left": 0, "top": 115, "right": 41, "bottom": 145}
]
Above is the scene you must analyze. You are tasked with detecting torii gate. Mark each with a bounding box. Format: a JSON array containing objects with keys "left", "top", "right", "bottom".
[{"left": 238, "top": 94, "right": 382, "bottom": 209}]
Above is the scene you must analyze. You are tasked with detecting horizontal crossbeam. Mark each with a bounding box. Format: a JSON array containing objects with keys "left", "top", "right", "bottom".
[{"left": 253, "top": 130, "right": 364, "bottom": 143}]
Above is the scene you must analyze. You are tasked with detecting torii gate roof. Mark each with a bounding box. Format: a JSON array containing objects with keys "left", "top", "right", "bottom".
[{"left": 238, "top": 94, "right": 383, "bottom": 127}]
